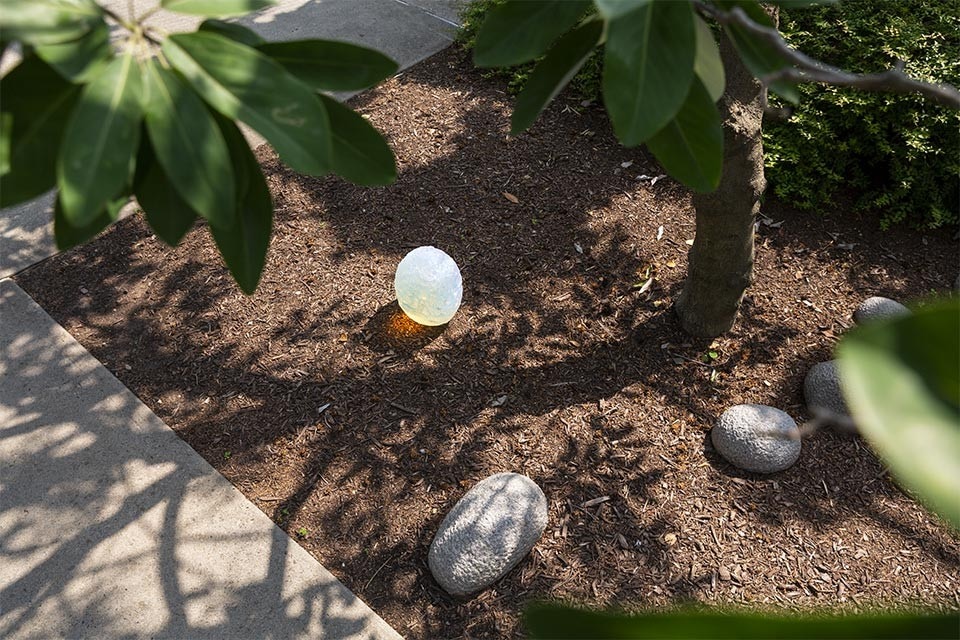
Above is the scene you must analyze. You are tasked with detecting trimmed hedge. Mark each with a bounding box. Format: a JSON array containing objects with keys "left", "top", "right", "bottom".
[{"left": 458, "top": 0, "right": 959, "bottom": 229}]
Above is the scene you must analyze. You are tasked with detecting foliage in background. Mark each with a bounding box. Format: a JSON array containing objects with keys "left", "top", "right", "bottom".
[
  {"left": 459, "top": 0, "right": 960, "bottom": 229},
  {"left": 767, "top": 1, "right": 960, "bottom": 229},
  {"left": 1, "top": 0, "right": 398, "bottom": 293}
]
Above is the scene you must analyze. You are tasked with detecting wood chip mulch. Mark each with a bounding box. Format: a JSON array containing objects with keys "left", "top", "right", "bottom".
[{"left": 15, "top": 47, "right": 960, "bottom": 638}]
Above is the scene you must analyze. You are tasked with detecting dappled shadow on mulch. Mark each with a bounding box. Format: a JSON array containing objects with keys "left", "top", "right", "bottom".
[{"left": 16, "top": 47, "right": 960, "bottom": 638}]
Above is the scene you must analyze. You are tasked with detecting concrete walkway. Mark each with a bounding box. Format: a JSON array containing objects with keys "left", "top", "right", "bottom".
[{"left": 1, "top": 1, "right": 464, "bottom": 637}]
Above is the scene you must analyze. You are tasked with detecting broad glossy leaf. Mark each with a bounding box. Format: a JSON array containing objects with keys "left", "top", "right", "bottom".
[
  {"left": 837, "top": 300, "right": 960, "bottom": 529},
  {"left": 318, "top": 94, "right": 395, "bottom": 186},
  {"left": 164, "top": 32, "right": 332, "bottom": 176},
  {"left": 57, "top": 52, "right": 142, "bottom": 226},
  {"left": 35, "top": 17, "right": 112, "bottom": 82},
  {"left": 594, "top": 0, "right": 650, "bottom": 20},
  {"left": 603, "top": 0, "right": 695, "bottom": 146},
  {"left": 645, "top": 78, "right": 722, "bottom": 192},
  {"left": 198, "top": 18, "right": 264, "bottom": 47},
  {"left": 693, "top": 16, "right": 724, "bottom": 102},
  {"left": 142, "top": 59, "right": 234, "bottom": 229},
  {"left": 474, "top": 0, "right": 591, "bottom": 67},
  {"left": 0, "top": 0, "right": 101, "bottom": 46},
  {"left": 0, "top": 55, "right": 81, "bottom": 207},
  {"left": 161, "top": 0, "right": 274, "bottom": 18},
  {"left": 0, "top": 112, "right": 10, "bottom": 176},
  {"left": 511, "top": 19, "right": 603, "bottom": 135},
  {"left": 134, "top": 137, "right": 198, "bottom": 247},
  {"left": 713, "top": 0, "right": 800, "bottom": 102},
  {"left": 525, "top": 605, "right": 958, "bottom": 639},
  {"left": 53, "top": 192, "right": 125, "bottom": 250},
  {"left": 257, "top": 40, "right": 398, "bottom": 92},
  {"left": 209, "top": 115, "right": 272, "bottom": 294}
]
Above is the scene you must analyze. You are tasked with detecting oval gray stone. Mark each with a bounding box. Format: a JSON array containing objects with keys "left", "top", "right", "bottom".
[
  {"left": 804, "top": 360, "right": 849, "bottom": 418},
  {"left": 711, "top": 404, "right": 801, "bottom": 473},
  {"left": 428, "top": 472, "right": 547, "bottom": 596},
  {"left": 853, "top": 296, "right": 910, "bottom": 325}
]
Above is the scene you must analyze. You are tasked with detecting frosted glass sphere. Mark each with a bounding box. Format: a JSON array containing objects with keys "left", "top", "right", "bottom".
[{"left": 394, "top": 246, "right": 462, "bottom": 326}]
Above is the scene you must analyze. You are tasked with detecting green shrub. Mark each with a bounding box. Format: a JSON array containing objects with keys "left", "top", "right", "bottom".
[
  {"left": 768, "top": 1, "right": 960, "bottom": 229},
  {"left": 458, "top": 0, "right": 959, "bottom": 229}
]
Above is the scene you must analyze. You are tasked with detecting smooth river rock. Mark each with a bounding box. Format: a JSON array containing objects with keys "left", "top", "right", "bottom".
[
  {"left": 853, "top": 296, "right": 910, "bottom": 325},
  {"left": 711, "top": 404, "right": 801, "bottom": 473},
  {"left": 428, "top": 472, "right": 547, "bottom": 596},
  {"left": 804, "top": 360, "right": 849, "bottom": 418}
]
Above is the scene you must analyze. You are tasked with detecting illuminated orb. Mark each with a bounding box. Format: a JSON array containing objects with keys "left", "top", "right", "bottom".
[{"left": 394, "top": 246, "right": 462, "bottom": 326}]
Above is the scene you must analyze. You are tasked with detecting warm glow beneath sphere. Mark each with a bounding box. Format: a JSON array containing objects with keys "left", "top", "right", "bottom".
[{"left": 394, "top": 246, "right": 462, "bottom": 326}]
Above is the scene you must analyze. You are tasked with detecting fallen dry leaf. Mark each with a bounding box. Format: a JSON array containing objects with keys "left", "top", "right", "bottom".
[{"left": 502, "top": 192, "right": 519, "bottom": 204}]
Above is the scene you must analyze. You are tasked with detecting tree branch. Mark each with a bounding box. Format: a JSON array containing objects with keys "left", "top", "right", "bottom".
[{"left": 695, "top": 1, "right": 960, "bottom": 109}]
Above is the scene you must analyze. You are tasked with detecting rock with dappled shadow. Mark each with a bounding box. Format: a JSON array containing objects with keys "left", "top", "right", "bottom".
[
  {"left": 428, "top": 472, "right": 548, "bottom": 596},
  {"left": 711, "top": 404, "right": 801, "bottom": 474},
  {"left": 804, "top": 360, "right": 850, "bottom": 420},
  {"left": 853, "top": 296, "right": 910, "bottom": 325}
]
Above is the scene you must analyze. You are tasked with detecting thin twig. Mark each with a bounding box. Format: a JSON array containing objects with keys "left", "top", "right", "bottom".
[{"left": 695, "top": 1, "right": 960, "bottom": 109}]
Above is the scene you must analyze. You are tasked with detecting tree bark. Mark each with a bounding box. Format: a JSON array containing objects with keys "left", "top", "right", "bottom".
[{"left": 674, "top": 28, "right": 767, "bottom": 338}]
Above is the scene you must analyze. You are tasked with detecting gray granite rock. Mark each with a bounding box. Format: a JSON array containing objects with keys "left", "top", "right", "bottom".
[
  {"left": 428, "top": 472, "right": 548, "bottom": 596},
  {"left": 853, "top": 296, "right": 910, "bottom": 325},
  {"left": 711, "top": 404, "right": 801, "bottom": 473},
  {"left": 804, "top": 360, "right": 849, "bottom": 418}
]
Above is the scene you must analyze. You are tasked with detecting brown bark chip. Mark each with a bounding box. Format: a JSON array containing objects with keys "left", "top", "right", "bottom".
[{"left": 15, "top": 48, "right": 960, "bottom": 638}]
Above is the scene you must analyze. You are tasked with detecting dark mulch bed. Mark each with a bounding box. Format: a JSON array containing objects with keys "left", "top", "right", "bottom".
[{"left": 16, "top": 47, "right": 960, "bottom": 638}]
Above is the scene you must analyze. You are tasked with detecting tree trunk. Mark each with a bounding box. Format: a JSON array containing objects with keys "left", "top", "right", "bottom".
[{"left": 674, "top": 29, "right": 767, "bottom": 338}]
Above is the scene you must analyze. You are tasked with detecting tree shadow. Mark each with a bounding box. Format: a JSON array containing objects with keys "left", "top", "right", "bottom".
[{"left": 11, "top": 46, "right": 960, "bottom": 637}]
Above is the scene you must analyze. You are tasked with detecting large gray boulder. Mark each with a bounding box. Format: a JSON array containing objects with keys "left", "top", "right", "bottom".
[
  {"left": 853, "top": 296, "right": 910, "bottom": 325},
  {"left": 804, "top": 360, "right": 849, "bottom": 418},
  {"left": 711, "top": 404, "right": 801, "bottom": 473},
  {"left": 428, "top": 472, "right": 548, "bottom": 596}
]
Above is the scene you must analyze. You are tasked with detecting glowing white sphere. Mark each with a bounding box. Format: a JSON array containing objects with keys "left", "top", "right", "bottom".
[{"left": 394, "top": 246, "right": 462, "bottom": 326}]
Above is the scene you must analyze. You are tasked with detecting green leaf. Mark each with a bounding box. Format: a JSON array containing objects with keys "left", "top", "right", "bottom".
[
  {"left": 198, "top": 18, "right": 265, "bottom": 47},
  {"left": 161, "top": 0, "right": 275, "bottom": 18},
  {"left": 35, "top": 17, "right": 112, "bottom": 82},
  {"left": 0, "top": 0, "right": 102, "bottom": 46},
  {"left": 511, "top": 19, "right": 604, "bottom": 135},
  {"left": 594, "top": 0, "right": 650, "bottom": 21},
  {"left": 0, "top": 112, "right": 10, "bottom": 176},
  {"left": 474, "top": 0, "right": 591, "bottom": 67},
  {"left": 768, "top": 0, "right": 837, "bottom": 7},
  {"left": 57, "top": 52, "right": 142, "bottom": 226},
  {"left": 837, "top": 300, "right": 960, "bottom": 529},
  {"left": 525, "top": 605, "right": 959, "bottom": 639},
  {"left": 0, "top": 55, "right": 81, "bottom": 208},
  {"left": 318, "top": 94, "right": 396, "bottom": 186},
  {"left": 645, "top": 77, "right": 722, "bottom": 192},
  {"left": 133, "top": 136, "right": 198, "bottom": 247},
  {"left": 693, "top": 16, "right": 724, "bottom": 102},
  {"left": 53, "top": 192, "right": 125, "bottom": 251},
  {"left": 713, "top": 0, "right": 800, "bottom": 102},
  {"left": 141, "top": 59, "right": 235, "bottom": 229},
  {"left": 257, "top": 40, "right": 398, "bottom": 92},
  {"left": 209, "top": 115, "right": 273, "bottom": 294},
  {"left": 603, "top": 0, "right": 696, "bottom": 146},
  {"left": 164, "top": 32, "right": 332, "bottom": 176}
]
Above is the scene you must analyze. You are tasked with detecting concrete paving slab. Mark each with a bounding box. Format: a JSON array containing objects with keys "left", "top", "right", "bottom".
[
  {"left": 0, "top": 278, "right": 402, "bottom": 640},
  {"left": 0, "top": 0, "right": 461, "bottom": 279}
]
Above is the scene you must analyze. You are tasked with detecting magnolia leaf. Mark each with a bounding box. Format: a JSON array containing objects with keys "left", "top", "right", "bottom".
[
  {"left": 474, "top": 0, "right": 591, "bottom": 67},
  {"left": 141, "top": 59, "right": 235, "bottom": 229},
  {"left": 57, "top": 52, "right": 142, "bottom": 226},
  {"left": 837, "top": 300, "right": 960, "bottom": 529},
  {"left": 198, "top": 18, "right": 265, "bottom": 47},
  {"left": 35, "top": 17, "right": 112, "bottom": 82},
  {"left": 133, "top": 137, "right": 198, "bottom": 247},
  {"left": 0, "top": 55, "right": 80, "bottom": 207},
  {"left": 53, "top": 192, "right": 126, "bottom": 250},
  {"left": 645, "top": 78, "right": 723, "bottom": 192},
  {"left": 208, "top": 114, "right": 273, "bottom": 294},
  {"left": 258, "top": 40, "right": 398, "bottom": 92},
  {"left": 318, "top": 94, "right": 396, "bottom": 186},
  {"left": 511, "top": 19, "right": 604, "bottom": 135},
  {"left": 603, "top": 0, "right": 696, "bottom": 146},
  {"left": 594, "top": 0, "right": 651, "bottom": 20},
  {"left": 693, "top": 16, "right": 725, "bottom": 102},
  {"left": 0, "top": 0, "right": 101, "bottom": 46},
  {"left": 161, "top": 0, "right": 275, "bottom": 18},
  {"left": 164, "top": 31, "right": 332, "bottom": 176}
]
